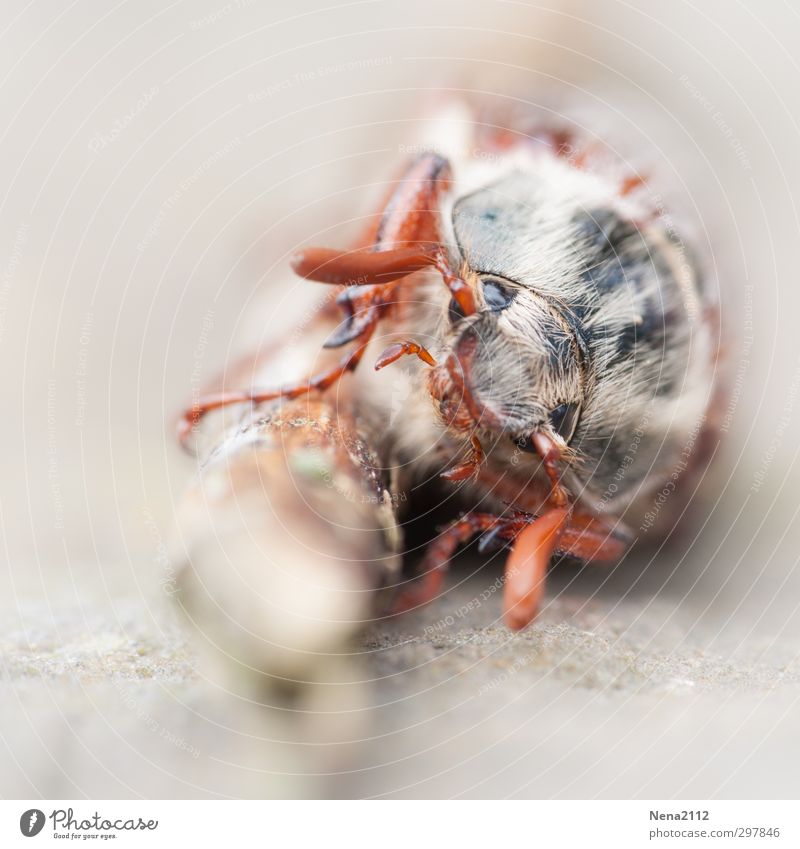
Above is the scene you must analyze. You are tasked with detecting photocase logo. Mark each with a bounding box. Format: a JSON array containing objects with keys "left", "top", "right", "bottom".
[
  {"left": 19, "top": 809, "right": 45, "bottom": 837},
  {"left": 15, "top": 807, "right": 159, "bottom": 837}
]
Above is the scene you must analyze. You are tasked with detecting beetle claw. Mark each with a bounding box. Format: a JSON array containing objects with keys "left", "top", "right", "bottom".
[
  {"left": 440, "top": 434, "right": 485, "bottom": 482},
  {"left": 374, "top": 340, "right": 436, "bottom": 371},
  {"left": 477, "top": 525, "right": 509, "bottom": 554}
]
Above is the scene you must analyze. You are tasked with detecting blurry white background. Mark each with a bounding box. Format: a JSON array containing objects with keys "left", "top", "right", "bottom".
[{"left": 2, "top": 0, "right": 800, "bottom": 798}]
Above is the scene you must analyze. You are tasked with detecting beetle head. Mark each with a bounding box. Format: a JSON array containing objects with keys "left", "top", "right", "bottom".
[
  {"left": 427, "top": 168, "right": 600, "bottom": 455},
  {"left": 429, "top": 279, "right": 585, "bottom": 455}
]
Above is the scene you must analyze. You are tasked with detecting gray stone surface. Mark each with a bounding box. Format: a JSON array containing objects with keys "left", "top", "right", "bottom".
[{"left": 3, "top": 545, "right": 799, "bottom": 799}]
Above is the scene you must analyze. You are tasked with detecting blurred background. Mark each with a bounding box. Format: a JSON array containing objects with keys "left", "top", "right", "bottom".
[{"left": 2, "top": 0, "right": 800, "bottom": 798}]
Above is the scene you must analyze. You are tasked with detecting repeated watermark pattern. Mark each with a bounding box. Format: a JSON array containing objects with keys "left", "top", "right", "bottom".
[
  {"left": 188, "top": 0, "right": 256, "bottom": 30},
  {"left": 595, "top": 404, "right": 655, "bottom": 512},
  {"left": 422, "top": 572, "right": 510, "bottom": 638},
  {"left": 721, "top": 284, "right": 754, "bottom": 433},
  {"left": 88, "top": 86, "right": 159, "bottom": 153},
  {"left": 477, "top": 646, "right": 540, "bottom": 696},
  {"left": 47, "top": 379, "right": 64, "bottom": 530},
  {"left": 137, "top": 137, "right": 242, "bottom": 252},
  {"left": 640, "top": 414, "right": 706, "bottom": 532},
  {"left": 0, "top": 221, "right": 28, "bottom": 344},
  {"left": 398, "top": 142, "right": 503, "bottom": 166},
  {"left": 142, "top": 504, "right": 178, "bottom": 598},
  {"left": 114, "top": 679, "right": 200, "bottom": 760},
  {"left": 74, "top": 311, "right": 93, "bottom": 428},
  {"left": 247, "top": 57, "right": 393, "bottom": 102},
  {"left": 189, "top": 309, "right": 215, "bottom": 417},
  {"left": 751, "top": 354, "right": 800, "bottom": 493},
  {"left": 680, "top": 74, "right": 752, "bottom": 172}
]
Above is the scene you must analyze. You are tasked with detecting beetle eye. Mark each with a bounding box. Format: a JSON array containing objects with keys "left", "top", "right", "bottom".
[
  {"left": 481, "top": 277, "right": 516, "bottom": 311},
  {"left": 548, "top": 402, "right": 581, "bottom": 442}
]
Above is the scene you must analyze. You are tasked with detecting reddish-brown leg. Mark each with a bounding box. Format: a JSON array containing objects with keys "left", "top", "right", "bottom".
[
  {"left": 440, "top": 434, "right": 485, "bottom": 482},
  {"left": 620, "top": 174, "right": 646, "bottom": 196},
  {"left": 429, "top": 327, "right": 504, "bottom": 435},
  {"left": 374, "top": 340, "right": 436, "bottom": 371},
  {"left": 502, "top": 508, "right": 632, "bottom": 630},
  {"left": 292, "top": 245, "right": 477, "bottom": 319},
  {"left": 179, "top": 155, "right": 455, "bottom": 450},
  {"left": 473, "top": 464, "right": 551, "bottom": 516},
  {"left": 396, "top": 506, "right": 631, "bottom": 629},
  {"left": 503, "top": 507, "right": 569, "bottom": 630},
  {"left": 476, "top": 508, "right": 630, "bottom": 564},
  {"left": 531, "top": 431, "right": 568, "bottom": 508},
  {"left": 395, "top": 505, "right": 562, "bottom": 630},
  {"left": 178, "top": 340, "right": 371, "bottom": 450},
  {"left": 433, "top": 253, "right": 476, "bottom": 317},
  {"left": 559, "top": 511, "right": 632, "bottom": 562},
  {"left": 373, "top": 152, "right": 452, "bottom": 247},
  {"left": 290, "top": 246, "right": 438, "bottom": 288},
  {"left": 392, "top": 512, "right": 502, "bottom": 614}
]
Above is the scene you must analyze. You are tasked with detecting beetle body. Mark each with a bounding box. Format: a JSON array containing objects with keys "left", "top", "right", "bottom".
[{"left": 181, "top": 99, "right": 722, "bottom": 630}]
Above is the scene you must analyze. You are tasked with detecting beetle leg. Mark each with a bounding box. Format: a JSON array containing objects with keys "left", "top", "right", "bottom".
[
  {"left": 392, "top": 511, "right": 501, "bottom": 615},
  {"left": 502, "top": 508, "right": 634, "bottom": 630},
  {"left": 503, "top": 507, "right": 570, "bottom": 630},
  {"left": 178, "top": 337, "right": 373, "bottom": 451},
  {"left": 531, "top": 430, "right": 569, "bottom": 508},
  {"left": 620, "top": 173, "right": 646, "bottom": 196},
  {"left": 180, "top": 154, "right": 452, "bottom": 453},
  {"left": 292, "top": 245, "right": 477, "bottom": 321},
  {"left": 440, "top": 434, "right": 485, "bottom": 482},
  {"left": 429, "top": 326, "right": 504, "bottom": 434},
  {"left": 323, "top": 288, "right": 384, "bottom": 348},
  {"left": 290, "top": 245, "right": 438, "bottom": 288},
  {"left": 433, "top": 252, "right": 477, "bottom": 317},
  {"left": 473, "top": 464, "right": 551, "bottom": 516},
  {"left": 401, "top": 505, "right": 568, "bottom": 631},
  {"left": 374, "top": 340, "right": 436, "bottom": 371},
  {"left": 394, "top": 506, "right": 631, "bottom": 629},
  {"left": 558, "top": 511, "right": 633, "bottom": 563}
]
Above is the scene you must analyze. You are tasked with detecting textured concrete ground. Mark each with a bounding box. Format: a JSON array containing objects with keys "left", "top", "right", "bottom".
[{"left": 4, "top": 541, "right": 799, "bottom": 799}]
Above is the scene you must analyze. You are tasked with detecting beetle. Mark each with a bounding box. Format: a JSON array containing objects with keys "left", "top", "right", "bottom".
[{"left": 179, "top": 100, "right": 722, "bottom": 631}]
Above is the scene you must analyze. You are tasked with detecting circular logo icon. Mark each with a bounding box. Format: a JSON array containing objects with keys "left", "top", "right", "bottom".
[{"left": 19, "top": 809, "right": 45, "bottom": 837}]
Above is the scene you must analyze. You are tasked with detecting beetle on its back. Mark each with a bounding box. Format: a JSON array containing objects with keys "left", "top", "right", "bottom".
[{"left": 180, "top": 98, "right": 722, "bottom": 631}]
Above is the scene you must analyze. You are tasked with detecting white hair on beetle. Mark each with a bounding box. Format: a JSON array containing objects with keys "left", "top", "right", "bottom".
[{"left": 355, "top": 96, "right": 718, "bottom": 523}]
